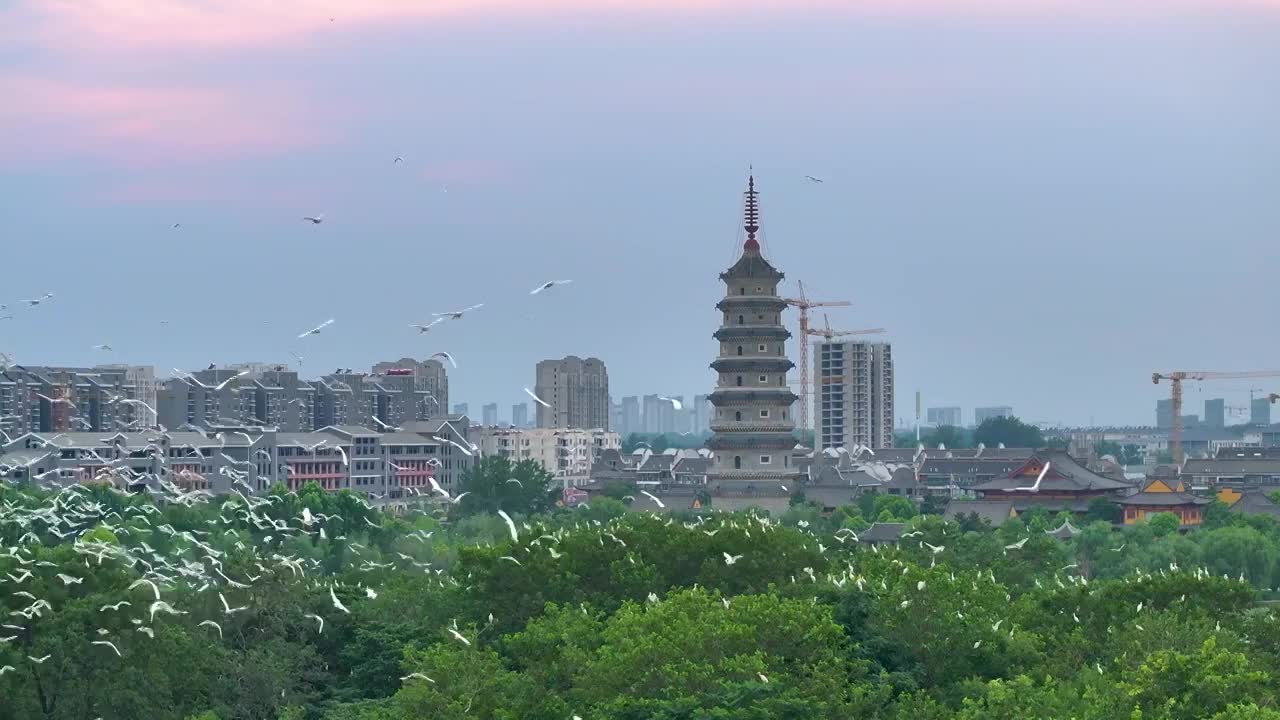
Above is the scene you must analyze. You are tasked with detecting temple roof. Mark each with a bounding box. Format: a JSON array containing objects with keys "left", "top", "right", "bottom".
[
  {"left": 1119, "top": 491, "right": 1210, "bottom": 507},
  {"left": 970, "top": 450, "right": 1132, "bottom": 493}
]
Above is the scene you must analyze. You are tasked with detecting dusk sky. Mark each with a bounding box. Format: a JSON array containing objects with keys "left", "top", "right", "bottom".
[{"left": 1, "top": 0, "right": 1277, "bottom": 428}]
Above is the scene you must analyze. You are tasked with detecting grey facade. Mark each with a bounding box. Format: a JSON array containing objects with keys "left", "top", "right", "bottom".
[
  {"left": 642, "top": 394, "right": 664, "bottom": 433},
  {"left": 534, "top": 356, "right": 610, "bottom": 429},
  {"left": 370, "top": 357, "right": 449, "bottom": 415},
  {"left": 693, "top": 394, "right": 712, "bottom": 435},
  {"left": 0, "top": 365, "right": 154, "bottom": 435},
  {"left": 975, "top": 406, "right": 1013, "bottom": 425},
  {"left": 816, "top": 341, "right": 894, "bottom": 450},
  {"left": 706, "top": 176, "right": 800, "bottom": 490},
  {"left": 1252, "top": 398, "right": 1272, "bottom": 427},
  {"left": 482, "top": 403, "right": 499, "bottom": 426},
  {"left": 512, "top": 402, "right": 529, "bottom": 429},
  {"left": 620, "top": 396, "right": 641, "bottom": 435},
  {"left": 927, "top": 406, "right": 962, "bottom": 427},
  {"left": 1157, "top": 398, "right": 1174, "bottom": 429},
  {"left": 453, "top": 403, "right": 469, "bottom": 416},
  {"left": 1204, "top": 398, "right": 1225, "bottom": 429}
]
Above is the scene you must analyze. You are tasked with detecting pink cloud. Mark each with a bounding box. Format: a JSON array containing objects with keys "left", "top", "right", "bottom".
[
  {"left": 7, "top": 0, "right": 1275, "bottom": 52},
  {"left": 0, "top": 75, "right": 324, "bottom": 168}
]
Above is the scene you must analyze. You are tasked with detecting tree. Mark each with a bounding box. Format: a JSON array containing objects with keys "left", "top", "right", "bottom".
[
  {"left": 454, "top": 457, "right": 558, "bottom": 517},
  {"left": 923, "top": 425, "right": 968, "bottom": 450},
  {"left": 973, "top": 416, "right": 1044, "bottom": 449},
  {"left": 1085, "top": 497, "right": 1121, "bottom": 524},
  {"left": 1147, "top": 511, "right": 1182, "bottom": 537},
  {"left": 1094, "top": 440, "right": 1122, "bottom": 459},
  {"left": 1120, "top": 444, "right": 1144, "bottom": 465}
]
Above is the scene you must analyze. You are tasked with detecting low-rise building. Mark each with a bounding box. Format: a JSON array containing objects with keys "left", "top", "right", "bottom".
[{"left": 470, "top": 426, "right": 620, "bottom": 483}]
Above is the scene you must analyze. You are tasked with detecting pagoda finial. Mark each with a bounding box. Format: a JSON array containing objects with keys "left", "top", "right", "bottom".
[{"left": 743, "top": 172, "right": 760, "bottom": 252}]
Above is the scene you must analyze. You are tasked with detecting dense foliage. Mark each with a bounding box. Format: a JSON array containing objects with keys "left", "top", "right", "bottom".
[{"left": 2, "top": 477, "right": 1280, "bottom": 720}]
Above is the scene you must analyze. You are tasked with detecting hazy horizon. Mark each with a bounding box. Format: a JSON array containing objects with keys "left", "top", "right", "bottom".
[{"left": 2, "top": 0, "right": 1277, "bottom": 427}]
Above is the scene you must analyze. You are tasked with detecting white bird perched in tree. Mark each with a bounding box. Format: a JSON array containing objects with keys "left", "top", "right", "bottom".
[
  {"left": 657, "top": 396, "right": 682, "bottom": 410},
  {"left": 400, "top": 672, "right": 435, "bottom": 682},
  {"left": 409, "top": 318, "right": 444, "bottom": 334},
  {"left": 497, "top": 510, "right": 519, "bottom": 544},
  {"left": 305, "top": 613, "right": 324, "bottom": 634},
  {"left": 433, "top": 304, "right": 483, "bottom": 320},
  {"left": 530, "top": 279, "right": 572, "bottom": 295},
  {"left": 917, "top": 580, "right": 926, "bottom": 591},
  {"left": 297, "top": 318, "right": 335, "bottom": 338},
  {"left": 723, "top": 552, "right": 743, "bottom": 565},
  {"left": 429, "top": 351, "right": 456, "bottom": 368},
  {"left": 329, "top": 586, "right": 350, "bottom": 614},
  {"left": 92, "top": 640, "right": 121, "bottom": 657},
  {"left": 523, "top": 387, "right": 551, "bottom": 408},
  {"left": 640, "top": 490, "right": 665, "bottom": 508},
  {"left": 365, "top": 587, "right": 378, "bottom": 600},
  {"left": 198, "top": 620, "right": 223, "bottom": 639},
  {"left": 302, "top": 213, "right": 325, "bottom": 224}
]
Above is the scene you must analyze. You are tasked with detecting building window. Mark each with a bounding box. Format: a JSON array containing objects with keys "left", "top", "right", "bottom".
[
  {"left": 737, "top": 345, "right": 743, "bottom": 356},
  {"left": 758, "top": 344, "right": 766, "bottom": 352},
  {"left": 760, "top": 409, "right": 770, "bottom": 418},
  {"left": 735, "top": 411, "right": 742, "bottom": 421},
  {"left": 758, "top": 375, "right": 767, "bottom": 384},
  {"left": 738, "top": 315, "right": 744, "bottom": 325},
  {"left": 782, "top": 410, "right": 787, "bottom": 419},
  {"left": 736, "top": 376, "right": 742, "bottom": 387},
  {"left": 739, "top": 287, "right": 745, "bottom": 295},
  {"left": 784, "top": 455, "right": 789, "bottom": 467},
  {"left": 760, "top": 455, "right": 771, "bottom": 464},
  {"left": 734, "top": 455, "right": 741, "bottom": 469}
]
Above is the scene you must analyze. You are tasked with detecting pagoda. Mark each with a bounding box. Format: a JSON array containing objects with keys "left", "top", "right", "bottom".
[{"left": 706, "top": 175, "right": 800, "bottom": 494}]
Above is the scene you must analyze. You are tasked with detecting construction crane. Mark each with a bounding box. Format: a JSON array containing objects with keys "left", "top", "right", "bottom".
[
  {"left": 781, "top": 281, "right": 849, "bottom": 432},
  {"left": 809, "top": 313, "right": 886, "bottom": 341},
  {"left": 1152, "top": 370, "right": 1280, "bottom": 464}
]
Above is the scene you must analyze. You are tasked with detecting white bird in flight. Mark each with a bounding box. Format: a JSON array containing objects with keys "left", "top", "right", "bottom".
[
  {"left": 723, "top": 552, "right": 742, "bottom": 565},
  {"left": 305, "top": 613, "right": 324, "bottom": 634},
  {"left": 497, "top": 509, "right": 519, "bottom": 543},
  {"left": 530, "top": 279, "right": 572, "bottom": 295},
  {"left": 329, "top": 586, "right": 350, "bottom": 614},
  {"left": 92, "top": 343, "right": 113, "bottom": 352},
  {"left": 429, "top": 351, "right": 457, "bottom": 369},
  {"left": 401, "top": 672, "right": 435, "bottom": 683},
  {"left": 302, "top": 213, "right": 325, "bottom": 224},
  {"left": 433, "top": 304, "right": 483, "bottom": 320},
  {"left": 640, "top": 490, "right": 666, "bottom": 508},
  {"left": 658, "top": 396, "right": 683, "bottom": 410},
  {"left": 91, "top": 640, "right": 122, "bottom": 657},
  {"left": 298, "top": 318, "right": 335, "bottom": 338},
  {"left": 446, "top": 626, "right": 471, "bottom": 646},
  {"left": 198, "top": 620, "right": 223, "bottom": 639},
  {"left": 804, "top": 175, "right": 824, "bottom": 183},
  {"left": 24, "top": 293, "right": 53, "bottom": 306},
  {"left": 524, "top": 388, "right": 551, "bottom": 408},
  {"left": 410, "top": 318, "right": 445, "bottom": 334}
]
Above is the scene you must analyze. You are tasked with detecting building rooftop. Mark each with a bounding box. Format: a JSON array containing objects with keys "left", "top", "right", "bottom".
[{"left": 970, "top": 450, "right": 1132, "bottom": 493}]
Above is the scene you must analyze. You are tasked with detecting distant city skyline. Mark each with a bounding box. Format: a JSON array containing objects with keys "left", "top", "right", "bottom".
[{"left": 2, "top": 1, "right": 1276, "bottom": 427}]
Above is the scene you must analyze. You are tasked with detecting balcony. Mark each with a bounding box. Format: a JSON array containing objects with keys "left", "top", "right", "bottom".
[{"left": 710, "top": 420, "right": 796, "bottom": 433}]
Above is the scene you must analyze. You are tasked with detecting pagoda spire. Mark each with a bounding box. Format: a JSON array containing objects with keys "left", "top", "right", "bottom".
[{"left": 743, "top": 173, "right": 760, "bottom": 252}]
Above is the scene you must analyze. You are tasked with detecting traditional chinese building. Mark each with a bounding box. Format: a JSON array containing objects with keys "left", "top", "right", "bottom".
[
  {"left": 968, "top": 449, "right": 1133, "bottom": 516},
  {"left": 1118, "top": 475, "right": 1210, "bottom": 526},
  {"left": 706, "top": 175, "right": 801, "bottom": 498}
]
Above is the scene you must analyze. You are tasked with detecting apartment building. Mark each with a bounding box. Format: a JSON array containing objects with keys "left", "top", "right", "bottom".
[
  {"left": 534, "top": 356, "right": 609, "bottom": 430},
  {"left": 815, "top": 340, "right": 894, "bottom": 450},
  {"left": 471, "top": 426, "right": 620, "bottom": 481}
]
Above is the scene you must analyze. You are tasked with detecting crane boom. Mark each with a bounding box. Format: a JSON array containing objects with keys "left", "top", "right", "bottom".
[
  {"left": 779, "top": 281, "right": 851, "bottom": 436},
  {"left": 1152, "top": 370, "right": 1280, "bottom": 464}
]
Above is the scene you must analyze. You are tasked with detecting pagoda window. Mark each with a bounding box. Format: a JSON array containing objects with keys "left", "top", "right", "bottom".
[
  {"left": 738, "top": 315, "right": 744, "bottom": 325},
  {"left": 736, "top": 376, "right": 743, "bottom": 387},
  {"left": 735, "top": 411, "right": 742, "bottom": 421},
  {"left": 737, "top": 345, "right": 743, "bottom": 356},
  {"left": 760, "top": 409, "right": 770, "bottom": 418},
  {"left": 734, "top": 456, "right": 742, "bottom": 469},
  {"left": 739, "top": 287, "right": 745, "bottom": 295}
]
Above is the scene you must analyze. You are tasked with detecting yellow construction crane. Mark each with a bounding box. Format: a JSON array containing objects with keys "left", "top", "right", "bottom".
[
  {"left": 782, "top": 281, "right": 850, "bottom": 433},
  {"left": 1152, "top": 370, "right": 1280, "bottom": 464}
]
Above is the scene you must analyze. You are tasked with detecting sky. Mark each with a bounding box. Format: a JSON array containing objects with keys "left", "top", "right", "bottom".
[{"left": 1, "top": 0, "right": 1278, "bottom": 429}]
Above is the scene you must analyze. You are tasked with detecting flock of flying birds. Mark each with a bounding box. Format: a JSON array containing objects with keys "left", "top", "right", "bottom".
[{"left": 1, "top": 469, "right": 1268, "bottom": 685}]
